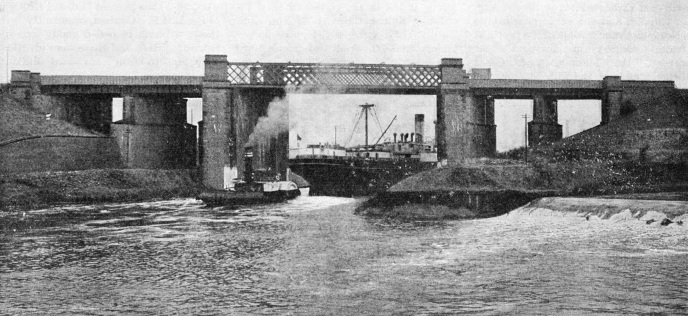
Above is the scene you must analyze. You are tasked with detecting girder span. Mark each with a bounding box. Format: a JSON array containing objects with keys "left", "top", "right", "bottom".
[{"left": 227, "top": 62, "right": 441, "bottom": 88}]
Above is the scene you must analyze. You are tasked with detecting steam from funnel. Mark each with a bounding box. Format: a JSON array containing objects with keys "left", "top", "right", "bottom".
[{"left": 247, "top": 96, "right": 289, "bottom": 147}]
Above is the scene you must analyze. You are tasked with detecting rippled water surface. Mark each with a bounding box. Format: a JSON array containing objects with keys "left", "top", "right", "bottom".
[{"left": 1, "top": 197, "right": 687, "bottom": 315}]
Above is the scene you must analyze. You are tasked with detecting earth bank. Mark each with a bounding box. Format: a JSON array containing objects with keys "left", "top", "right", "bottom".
[{"left": 1, "top": 169, "right": 203, "bottom": 212}]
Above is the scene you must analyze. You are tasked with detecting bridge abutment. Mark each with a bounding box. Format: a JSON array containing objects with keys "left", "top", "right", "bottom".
[
  {"left": 10, "top": 71, "right": 114, "bottom": 134},
  {"left": 30, "top": 94, "right": 113, "bottom": 135},
  {"left": 528, "top": 95, "right": 562, "bottom": 146}
]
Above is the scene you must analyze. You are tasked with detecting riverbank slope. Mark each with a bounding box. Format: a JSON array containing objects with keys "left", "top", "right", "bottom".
[{"left": 1, "top": 169, "right": 203, "bottom": 211}]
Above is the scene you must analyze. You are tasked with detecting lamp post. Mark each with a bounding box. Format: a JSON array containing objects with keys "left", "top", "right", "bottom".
[{"left": 522, "top": 114, "right": 529, "bottom": 164}]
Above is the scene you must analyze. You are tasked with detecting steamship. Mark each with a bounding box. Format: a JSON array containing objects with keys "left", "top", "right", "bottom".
[{"left": 289, "top": 105, "right": 438, "bottom": 196}]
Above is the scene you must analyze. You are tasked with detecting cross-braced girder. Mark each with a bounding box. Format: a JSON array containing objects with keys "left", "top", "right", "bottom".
[{"left": 227, "top": 62, "right": 441, "bottom": 88}]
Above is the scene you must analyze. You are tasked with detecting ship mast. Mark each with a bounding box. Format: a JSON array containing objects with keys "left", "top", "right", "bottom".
[
  {"left": 360, "top": 103, "right": 374, "bottom": 147},
  {"left": 344, "top": 103, "right": 384, "bottom": 148}
]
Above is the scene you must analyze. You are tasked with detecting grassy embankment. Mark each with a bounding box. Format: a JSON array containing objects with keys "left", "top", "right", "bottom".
[
  {"left": 0, "top": 94, "right": 99, "bottom": 143},
  {"left": 0, "top": 93, "right": 204, "bottom": 211},
  {"left": 358, "top": 90, "right": 688, "bottom": 219},
  {"left": 1, "top": 169, "right": 203, "bottom": 211}
]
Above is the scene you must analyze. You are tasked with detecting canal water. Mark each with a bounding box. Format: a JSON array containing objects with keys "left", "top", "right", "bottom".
[{"left": 1, "top": 197, "right": 687, "bottom": 315}]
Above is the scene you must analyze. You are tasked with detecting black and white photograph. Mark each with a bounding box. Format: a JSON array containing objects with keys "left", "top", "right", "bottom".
[{"left": 1, "top": 1, "right": 687, "bottom": 314}]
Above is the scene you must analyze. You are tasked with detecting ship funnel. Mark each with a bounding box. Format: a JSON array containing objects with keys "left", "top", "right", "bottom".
[
  {"left": 415, "top": 114, "right": 424, "bottom": 143},
  {"left": 393, "top": 133, "right": 397, "bottom": 143},
  {"left": 244, "top": 145, "right": 254, "bottom": 184}
]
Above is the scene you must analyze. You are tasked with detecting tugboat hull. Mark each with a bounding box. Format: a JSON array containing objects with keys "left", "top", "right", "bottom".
[{"left": 198, "top": 181, "right": 301, "bottom": 207}]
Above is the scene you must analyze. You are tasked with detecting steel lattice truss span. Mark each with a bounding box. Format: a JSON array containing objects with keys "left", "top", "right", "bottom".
[{"left": 227, "top": 62, "right": 441, "bottom": 88}]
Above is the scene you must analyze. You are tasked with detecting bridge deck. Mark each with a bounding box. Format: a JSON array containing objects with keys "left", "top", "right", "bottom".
[
  {"left": 40, "top": 76, "right": 204, "bottom": 96},
  {"left": 42, "top": 76, "right": 203, "bottom": 86},
  {"left": 469, "top": 79, "right": 603, "bottom": 89},
  {"left": 469, "top": 79, "right": 604, "bottom": 99},
  {"left": 39, "top": 75, "right": 666, "bottom": 100}
]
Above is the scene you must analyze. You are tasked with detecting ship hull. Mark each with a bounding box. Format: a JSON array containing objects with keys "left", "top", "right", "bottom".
[{"left": 288, "top": 157, "right": 435, "bottom": 197}]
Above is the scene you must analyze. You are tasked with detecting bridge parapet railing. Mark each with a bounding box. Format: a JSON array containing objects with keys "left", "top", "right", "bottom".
[{"left": 227, "top": 62, "right": 441, "bottom": 88}]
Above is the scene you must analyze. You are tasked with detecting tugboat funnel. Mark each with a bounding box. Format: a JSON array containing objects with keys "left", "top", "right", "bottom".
[{"left": 244, "top": 145, "right": 254, "bottom": 184}]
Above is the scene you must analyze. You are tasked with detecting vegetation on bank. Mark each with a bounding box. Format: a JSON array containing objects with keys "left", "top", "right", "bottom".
[
  {"left": 391, "top": 155, "right": 687, "bottom": 196},
  {"left": 357, "top": 155, "right": 688, "bottom": 220},
  {"left": 1, "top": 169, "right": 204, "bottom": 212}
]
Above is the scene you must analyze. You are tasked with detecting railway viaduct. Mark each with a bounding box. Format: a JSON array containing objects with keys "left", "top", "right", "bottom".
[{"left": 7, "top": 55, "right": 678, "bottom": 189}]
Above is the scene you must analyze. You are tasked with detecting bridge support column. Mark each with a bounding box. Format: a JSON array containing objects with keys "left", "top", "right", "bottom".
[
  {"left": 201, "top": 55, "right": 288, "bottom": 189},
  {"left": 601, "top": 76, "right": 623, "bottom": 125},
  {"left": 528, "top": 95, "right": 562, "bottom": 146},
  {"left": 121, "top": 95, "right": 187, "bottom": 125},
  {"left": 113, "top": 95, "right": 195, "bottom": 169},
  {"left": 201, "top": 55, "right": 232, "bottom": 189},
  {"left": 437, "top": 58, "right": 496, "bottom": 165}
]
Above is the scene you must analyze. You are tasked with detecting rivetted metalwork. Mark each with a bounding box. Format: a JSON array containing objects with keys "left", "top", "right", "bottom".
[
  {"left": 42, "top": 76, "right": 204, "bottom": 86},
  {"left": 227, "top": 62, "right": 441, "bottom": 88},
  {"left": 469, "top": 79, "right": 603, "bottom": 89},
  {"left": 39, "top": 76, "right": 204, "bottom": 96}
]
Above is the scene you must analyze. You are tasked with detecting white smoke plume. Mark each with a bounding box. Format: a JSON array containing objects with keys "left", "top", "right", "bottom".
[
  {"left": 246, "top": 95, "right": 290, "bottom": 147},
  {"left": 246, "top": 68, "right": 366, "bottom": 148},
  {"left": 246, "top": 79, "right": 348, "bottom": 147}
]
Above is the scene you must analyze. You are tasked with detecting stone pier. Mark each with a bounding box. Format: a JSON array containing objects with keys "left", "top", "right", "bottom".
[
  {"left": 436, "top": 59, "right": 496, "bottom": 164},
  {"left": 201, "top": 55, "right": 288, "bottom": 189},
  {"left": 601, "top": 76, "right": 623, "bottom": 125},
  {"left": 112, "top": 95, "right": 196, "bottom": 169},
  {"left": 528, "top": 95, "right": 562, "bottom": 146}
]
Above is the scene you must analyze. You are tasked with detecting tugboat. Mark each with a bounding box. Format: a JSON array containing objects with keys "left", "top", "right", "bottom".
[{"left": 199, "top": 146, "right": 302, "bottom": 207}]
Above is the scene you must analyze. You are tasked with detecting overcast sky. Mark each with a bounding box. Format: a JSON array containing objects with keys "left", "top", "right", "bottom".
[{"left": 2, "top": 0, "right": 686, "bottom": 150}]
